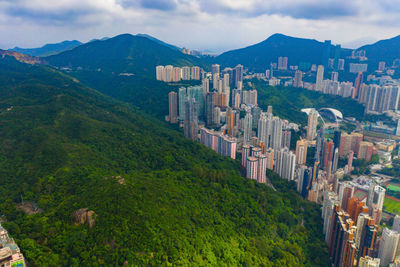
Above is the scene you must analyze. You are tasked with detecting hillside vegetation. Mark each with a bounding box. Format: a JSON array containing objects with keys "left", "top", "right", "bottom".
[{"left": 0, "top": 56, "right": 329, "bottom": 266}]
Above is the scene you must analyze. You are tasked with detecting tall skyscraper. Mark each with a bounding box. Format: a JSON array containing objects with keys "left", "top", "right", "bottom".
[
  {"left": 322, "top": 139, "right": 334, "bottom": 171},
  {"left": 316, "top": 65, "right": 324, "bottom": 91},
  {"left": 156, "top": 65, "right": 165, "bottom": 81},
  {"left": 211, "top": 64, "right": 220, "bottom": 76},
  {"left": 296, "top": 139, "right": 308, "bottom": 165},
  {"left": 202, "top": 78, "right": 209, "bottom": 95},
  {"left": 205, "top": 92, "right": 215, "bottom": 127},
  {"left": 246, "top": 156, "right": 258, "bottom": 180},
  {"left": 242, "top": 145, "right": 251, "bottom": 168},
  {"left": 278, "top": 56, "right": 288, "bottom": 71},
  {"left": 353, "top": 72, "right": 363, "bottom": 99},
  {"left": 191, "top": 66, "right": 200, "bottom": 80},
  {"left": 184, "top": 97, "right": 198, "bottom": 140},
  {"left": 257, "top": 154, "right": 267, "bottom": 183},
  {"left": 331, "top": 71, "right": 338, "bottom": 82},
  {"left": 178, "top": 87, "right": 187, "bottom": 121},
  {"left": 274, "top": 147, "right": 296, "bottom": 180},
  {"left": 293, "top": 70, "right": 303, "bottom": 88},
  {"left": 234, "top": 64, "right": 243, "bottom": 88},
  {"left": 168, "top": 91, "right": 178, "bottom": 123},
  {"left": 378, "top": 228, "right": 400, "bottom": 267},
  {"left": 243, "top": 112, "right": 253, "bottom": 145},
  {"left": 226, "top": 107, "right": 234, "bottom": 136},
  {"left": 306, "top": 109, "right": 319, "bottom": 141}
]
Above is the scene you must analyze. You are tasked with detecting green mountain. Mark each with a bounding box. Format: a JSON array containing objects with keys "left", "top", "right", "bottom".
[
  {"left": 10, "top": 40, "right": 82, "bottom": 57},
  {"left": 358, "top": 35, "right": 400, "bottom": 70},
  {"left": 136, "top": 33, "right": 181, "bottom": 51},
  {"left": 0, "top": 56, "right": 329, "bottom": 266},
  {"left": 45, "top": 34, "right": 207, "bottom": 76},
  {"left": 216, "top": 33, "right": 351, "bottom": 71}
]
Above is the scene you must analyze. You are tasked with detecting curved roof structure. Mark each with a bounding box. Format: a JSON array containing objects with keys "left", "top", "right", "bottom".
[{"left": 318, "top": 108, "right": 343, "bottom": 120}]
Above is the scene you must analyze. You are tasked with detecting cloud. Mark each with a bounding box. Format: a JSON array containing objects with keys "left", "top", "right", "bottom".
[{"left": 140, "top": 0, "right": 177, "bottom": 10}]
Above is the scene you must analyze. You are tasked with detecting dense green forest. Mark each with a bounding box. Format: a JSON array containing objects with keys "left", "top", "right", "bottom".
[
  {"left": 69, "top": 70, "right": 199, "bottom": 118},
  {"left": 0, "top": 56, "right": 329, "bottom": 266},
  {"left": 246, "top": 79, "right": 375, "bottom": 124}
]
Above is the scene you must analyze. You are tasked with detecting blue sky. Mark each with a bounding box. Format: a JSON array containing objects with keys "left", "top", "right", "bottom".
[{"left": 0, "top": 0, "right": 399, "bottom": 53}]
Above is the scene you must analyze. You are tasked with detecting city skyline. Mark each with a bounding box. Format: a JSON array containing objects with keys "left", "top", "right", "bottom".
[{"left": 1, "top": 1, "right": 400, "bottom": 53}]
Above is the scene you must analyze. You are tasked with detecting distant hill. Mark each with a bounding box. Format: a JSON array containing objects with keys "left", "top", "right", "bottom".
[
  {"left": 216, "top": 33, "right": 351, "bottom": 72},
  {"left": 46, "top": 34, "right": 207, "bottom": 75},
  {"left": 136, "top": 33, "right": 181, "bottom": 51},
  {"left": 357, "top": 35, "right": 400, "bottom": 69},
  {"left": 10, "top": 40, "right": 82, "bottom": 57},
  {"left": 0, "top": 49, "right": 42, "bottom": 64},
  {"left": 0, "top": 56, "right": 329, "bottom": 266}
]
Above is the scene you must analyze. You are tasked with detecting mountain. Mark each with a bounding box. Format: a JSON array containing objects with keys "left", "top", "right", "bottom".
[
  {"left": 10, "top": 40, "right": 82, "bottom": 57},
  {"left": 0, "top": 55, "right": 329, "bottom": 266},
  {"left": 0, "top": 49, "right": 43, "bottom": 64},
  {"left": 46, "top": 34, "right": 207, "bottom": 75},
  {"left": 216, "top": 33, "right": 351, "bottom": 71},
  {"left": 136, "top": 33, "right": 181, "bottom": 51},
  {"left": 358, "top": 35, "right": 400, "bottom": 68}
]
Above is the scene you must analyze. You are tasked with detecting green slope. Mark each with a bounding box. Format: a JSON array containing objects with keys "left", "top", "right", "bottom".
[
  {"left": 0, "top": 57, "right": 329, "bottom": 266},
  {"left": 45, "top": 34, "right": 207, "bottom": 76}
]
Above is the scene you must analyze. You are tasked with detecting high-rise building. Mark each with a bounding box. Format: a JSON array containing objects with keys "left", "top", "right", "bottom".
[
  {"left": 168, "top": 91, "right": 178, "bottom": 123},
  {"left": 202, "top": 78, "right": 209, "bottom": 95},
  {"left": 331, "top": 71, "right": 338, "bottom": 82},
  {"left": 182, "top": 66, "right": 191, "bottom": 80},
  {"left": 184, "top": 97, "right": 198, "bottom": 140},
  {"left": 274, "top": 147, "right": 296, "bottom": 180},
  {"left": 367, "top": 184, "right": 385, "bottom": 225},
  {"left": 242, "top": 145, "right": 251, "bottom": 168},
  {"left": 396, "top": 119, "right": 400, "bottom": 137},
  {"left": 378, "top": 228, "right": 400, "bottom": 267},
  {"left": 358, "top": 141, "right": 374, "bottom": 162},
  {"left": 156, "top": 65, "right": 165, "bottom": 81},
  {"left": 246, "top": 156, "right": 258, "bottom": 180},
  {"left": 339, "top": 132, "right": 363, "bottom": 158},
  {"left": 282, "top": 130, "right": 291, "bottom": 149},
  {"left": 297, "top": 166, "right": 312, "bottom": 199},
  {"left": 234, "top": 64, "right": 243, "bottom": 88},
  {"left": 278, "top": 56, "right": 288, "bottom": 71},
  {"left": 205, "top": 92, "right": 215, "bottom": 127},
  {"left": 353, "top": 72, "right": 363, "bottom": 99},
  {"left": 338, "top": 59, "right": 345, "bottom": 71},
  {"left": 213, "top": 107, "right": 221, "bottom": 126},
  {"left": 211, "top": 64, "right": 220, "bottom": 77},
  {"left": 322, "top": 139, "right": 334, "bottom": 171},
  {"left": 265, "top": 148, "right": 274, "bottom": 170},
  {"left": 191, "top": 66, "right": 200, "bottom": 80},
  {"left": 257, "top": 154, "right": 267, "bottom": 183},
  {"left": 332, "top": 148, "right": 339, "bottom": 173},
  {"left": 293, "top": 70, "right": 303, "bottom": 87},
  {"left": 393, "top": 215, "right": 400, "bottom": 232},
  {"left": 355, "top": 213, "right": 376, "bottom": 259},
  {"left": 306, "top": 109, "right": 319, "bottom": 141},
  {"left": 187, "top": 86, "right": 204, "bottom": 119},
  {"left": 316, "top": 65, "right": 324, "bottom": 91},
  {"left": 296, "top": 139, "right": 308, "bottom": 165},
  {"left": 378, "top": 61, "right": 386, "bottom": 71},
  {"left": 200, "top": 128, "right": 237, "bottom": 159},
  {"left": 178, "top": 87, "right": 187, "bottom": 121},
  {"left": 226, "top": 107, "right": 234, "bottom": 136},
  {"left": 243, "top": 112, "right": 253, "bottom": 145}
]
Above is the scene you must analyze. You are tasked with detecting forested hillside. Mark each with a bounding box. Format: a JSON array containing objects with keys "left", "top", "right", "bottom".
[{"left": 0, "top": 56, "right": 329, "bottom": 266}]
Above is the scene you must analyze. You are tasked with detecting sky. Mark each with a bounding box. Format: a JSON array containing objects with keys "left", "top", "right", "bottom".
[{"left": 0, "top": 0, "right": 400, "bottom": 54}]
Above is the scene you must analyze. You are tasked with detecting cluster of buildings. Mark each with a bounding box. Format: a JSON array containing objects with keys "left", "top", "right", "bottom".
[
  {"left": 0, "top": 224, "right": 25, "bottom": 267},
  {"left": 320, "top": 180, "right": 400, "bottom": 266},
  {"left": 165, "top": 59, "right": 400, "bottom": 266},
  {"left": 156, "top": 65, "right": 201, "bottom": 82}
]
